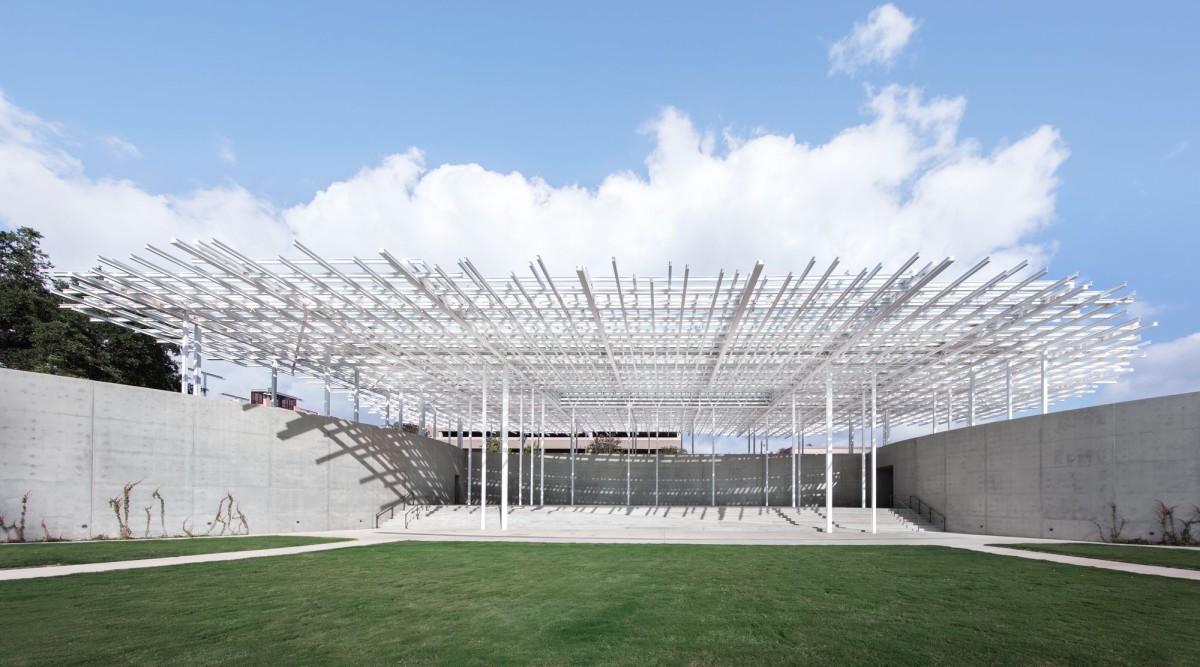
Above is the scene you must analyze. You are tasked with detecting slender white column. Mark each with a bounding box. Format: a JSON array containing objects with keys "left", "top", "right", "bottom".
[
  {"left": 190, "top": 324, "right": 202, "bottom": 394},
  {"left": 799, "top": 410, "right": 805, "bottom": 506},
  {"left": 480, "top": 378, "right": 488, "bottom": 529},
  {"left": 1006, "top": 360, "right": 1014, "bottom": 420},
  {"left": 529, "top": 386, "right": 535, "bottom": 505},
  {"left": 467, "top": 395, "right": 473, "bottom": 506},
  {"left": 322, "top": 351, "right": 331, "bottom": 416},
  {"left": 791, "top": 392, "right": 798, "bottom": 508},
  {"left": 1041, "top": 351, "right": 1049, "bottom": 414},
  {"left": 861, "top": 390, "right": 867, "bottom": 509},
  {"left": 945, "top": 388, "right": 952, "bottom": 431},
  {"left": 932, "top": 392, "right": 938, "bottom": 434},
  {"left": 419, "top": 396, "right": 427, "bottom": 438},
  {"left": 179, "top": 318, "right": 190, "bottom": 394},
  {"left": 871, "top": 376, "right": 878, "bottom": 534},
  {"left": 518, "top": 393, "right": 524, "bottom": 508},
  {"left": 352, "top": 367, "right": 360, "bottom": 422},
  {"left": 269, "top": 363, "right": 278, "bottom": 408},
  {"left": 825, "top": 370, "right": 834, "bottom": 534},
  {"left": 968, "top": 368, "right": 976, "bottom": 427},
  {"left": 570, "top": 407, "right": 576, "bottom": 505},
  {"left": 626, "top": 404, "right": 633, "bottom": 506},
  {"left": 539, "top": 393, "right": 545, "bottom": 506},
  {"left": 398, "top": 391, "right": 404, "bottom": 429},
  {"left": 710, "top": 408, "right": 717, "bottom": 507},
  {"left": 500, "top": 372, "right": 509, "bottom": 530},
  {"left": 763, "top": 416, "right": 769, "bottom": 507},
  {"left": 654, "top": 410, "right": 660, "bottom": 507}
]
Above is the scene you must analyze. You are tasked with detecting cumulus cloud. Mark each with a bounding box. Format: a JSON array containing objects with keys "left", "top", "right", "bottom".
[
  {"left": 830, "top": 4, "right": 918, "bottom": 76},
  {"left": 0, "top": 85, "right": 1065, "bottom": 280},
  {"left": 100, "top": 134, "right": 142, "bottom": 160},
  {"left": 1102, "top": 332, "right": 1200, "bottom": 402}
]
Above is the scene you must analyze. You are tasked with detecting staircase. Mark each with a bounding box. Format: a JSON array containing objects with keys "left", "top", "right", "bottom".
[{"left": 380, "top": 505, "right": 936, "bottom": 533}]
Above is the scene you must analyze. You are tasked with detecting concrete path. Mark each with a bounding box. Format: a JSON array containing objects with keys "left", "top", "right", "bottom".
[
  {"left": 2, "top": 527, "right": 1197, "bottom": 582},
  {"left": 0, "top": 530, "right": 405, "bottom": 581},
  {"left": 958, "top": 544, "right": 1200, "bottom": 581}
]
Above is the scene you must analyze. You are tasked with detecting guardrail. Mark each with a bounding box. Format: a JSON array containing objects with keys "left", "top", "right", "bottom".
[
  {"left": 375, "top": 493, "right": 416, "bottom": 528},
  {"left": 909, "top": 495, "right": 946, "bottom": 531},
  {"left": 403, "top": 504, "right": 424, "bottom": 529}
]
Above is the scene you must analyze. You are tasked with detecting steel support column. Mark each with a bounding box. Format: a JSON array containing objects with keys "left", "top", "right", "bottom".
[
  {"left": 479, "top": 378, "right": 488, "bottom": 529},
  {"left": 791, "top": 392, "right": 798, "bottom": 508},
  {"left": 570, "top": 407, "right": 576, "bottom": 505},
  {"left": 825, "top": 370, "right": 834, "bottom": 534},
  {"left": 518, "top": 393, "right": 524, "bottom": 508},
  {"left": 539, "top": 393, "right": 545, "bottom": 506},
  {"left": 500, "top": 372, "right": 509, "bottom": 530},
  {"left": 1006, "top": 360, "right": 1014, "bottom": 420},
  {"left": 861, "top": 390, "right": 867, "bottom": 508},
  {"left": 322, "top": 351, "right": 331, "bottom": 417},
  {"left": 968, "top": 368, "right": 976, "bottom": 427},
  {"left": 871, "top": 375, "right": 878, "bottom": 534},
  {"left": 1041, "top": 351, "right": 1049, "bottom": 414},
  {"left": 352, "top": 367, "right": 360, "bottom": 422}
]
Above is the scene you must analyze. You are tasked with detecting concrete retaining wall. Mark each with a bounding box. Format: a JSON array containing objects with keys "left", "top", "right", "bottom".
[
  {"left": 878, "top": 391, "right": 1200, "bottom": 541},
  {"left": 0, "top": 369, "right": 463, "bottom": 540},
  {"left": 468, "top": 451, "right": 868, "bottom": 506}
]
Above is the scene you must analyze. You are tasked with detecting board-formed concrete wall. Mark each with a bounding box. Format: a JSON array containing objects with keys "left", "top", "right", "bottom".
[
  {"left": 468, "top": 451, "right": 868, "bottom": 506},
  {"left": 878, "top": 391, "right": 1200, "bottom": 541},
  {"left": 0, "top": 369, "right": 463, "bottom": 540}
]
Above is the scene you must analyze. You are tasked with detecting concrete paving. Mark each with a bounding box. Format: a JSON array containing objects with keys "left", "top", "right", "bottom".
[
  {"left": 0, "top": 531, "right": 406, "bottom": 581},
  {"left": 2, "top": 507, "right": 1198, "bottom": 582}
]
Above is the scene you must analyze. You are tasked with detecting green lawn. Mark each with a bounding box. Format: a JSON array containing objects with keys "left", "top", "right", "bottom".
[
  {"left": 2, "top": 542, "right": 1198, "bottom": 665},
  {"left": 995, "top": 542, "right": 1200, "bottom": 571},
  {"left": 0, "top": 536, "right": 349, "bottom": 569}
]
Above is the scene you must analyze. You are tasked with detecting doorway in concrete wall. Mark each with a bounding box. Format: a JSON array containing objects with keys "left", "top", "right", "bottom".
[{"left": 877, "top": 466, "right": 894, "bottom": 508}]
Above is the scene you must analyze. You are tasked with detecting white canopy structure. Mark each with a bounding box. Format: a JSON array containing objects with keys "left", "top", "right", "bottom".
[{"left": 55, "top": 240, "right": 1148, "bottom": 440}]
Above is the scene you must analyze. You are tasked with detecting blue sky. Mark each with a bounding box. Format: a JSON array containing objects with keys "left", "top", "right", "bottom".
[{"left": 1, "top": 2, "right": 1197, "bottom": 428}]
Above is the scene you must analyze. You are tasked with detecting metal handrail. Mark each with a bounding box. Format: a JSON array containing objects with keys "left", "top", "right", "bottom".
[
  {"left": 909, "top": 495, "right": 946, "bottom": 531},
  {"left": 374, "top": 493, "right": 416, "bottom": 528},
  {"left": 403, "top": 504, "right": 424, "bottom": 529},
  {"left": 891, "top": 500, "right": 919, "bottom": 530}
]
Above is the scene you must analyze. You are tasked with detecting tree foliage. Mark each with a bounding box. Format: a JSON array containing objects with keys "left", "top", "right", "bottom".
[
  {"left": 587, "top": 434, "right": 623, "bottom": 454},
  {"left": 0, "top": 227, "right": 180, "bottom": 390}
]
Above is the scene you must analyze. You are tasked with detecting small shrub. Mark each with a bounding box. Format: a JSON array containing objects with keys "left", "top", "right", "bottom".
[
  {"left": 40, "top": 520, "right": 65, "bottom": 542},
  {"left": 152, "top": 487, "right": 167, "bottom": 537},
  {"left": 1, "top": 491, "right": 31, "bottom": 542},
  {"left": 1092, "top": 502, "right": 1128, "bottom": 543},
  {"left": 658, "top": 446, "right": 684, "bottom": 455},
  {"left": 1155, "top": 501, "right": 1198, "bottom": 546}
]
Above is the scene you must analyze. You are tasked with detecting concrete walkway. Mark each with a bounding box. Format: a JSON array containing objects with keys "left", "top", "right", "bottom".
[
  {"left": 0, "top": 530, "right": 405, "bottom": 581},
  {"left": 2, "top": 527, "right": 1198, "bottom": 582}
]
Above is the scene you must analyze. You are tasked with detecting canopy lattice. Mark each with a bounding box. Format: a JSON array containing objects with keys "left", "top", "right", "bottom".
[{"left": 55, "top": 240, "right": 1147, "bottom": 439}]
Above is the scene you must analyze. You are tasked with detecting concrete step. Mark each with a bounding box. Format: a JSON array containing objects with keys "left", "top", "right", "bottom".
[{"left": 381, "top": 505, "right": 926, "bottom": 533}]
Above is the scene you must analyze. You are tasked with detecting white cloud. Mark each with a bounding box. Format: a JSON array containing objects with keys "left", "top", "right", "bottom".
[
  {"left": 99, "top": 134, "right": 142, "bottom": 160},
  {"left": 1164, "top": 139, "right": 1190, "bottom": 160},
  {"left": 1102, "top": 332, "right": 1200, "bottom": 402},
  {"left": 216, "top": 136, "right": 236, "bottom": 165},
  {"left": 0, "top": 85, "right": 1065, "bottom": 280},
  {"left": 830, "top": 4, "right": 918, "bottom": 76}
]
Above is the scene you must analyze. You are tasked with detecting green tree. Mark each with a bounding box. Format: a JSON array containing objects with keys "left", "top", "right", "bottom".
[{"left": 0, "top": 226, "right": 180, "bottom": 390}]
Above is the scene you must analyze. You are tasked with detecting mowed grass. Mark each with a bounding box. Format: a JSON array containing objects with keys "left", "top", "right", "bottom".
[
  {"left": 0, "top": 536, "right": 348, "bottom": 569},
  {"left": 2, "top": 542, "right": 1199, "bottom": 666},
  {"left": 996, "top": 542, "right": 1200, "bottom": 571}
]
